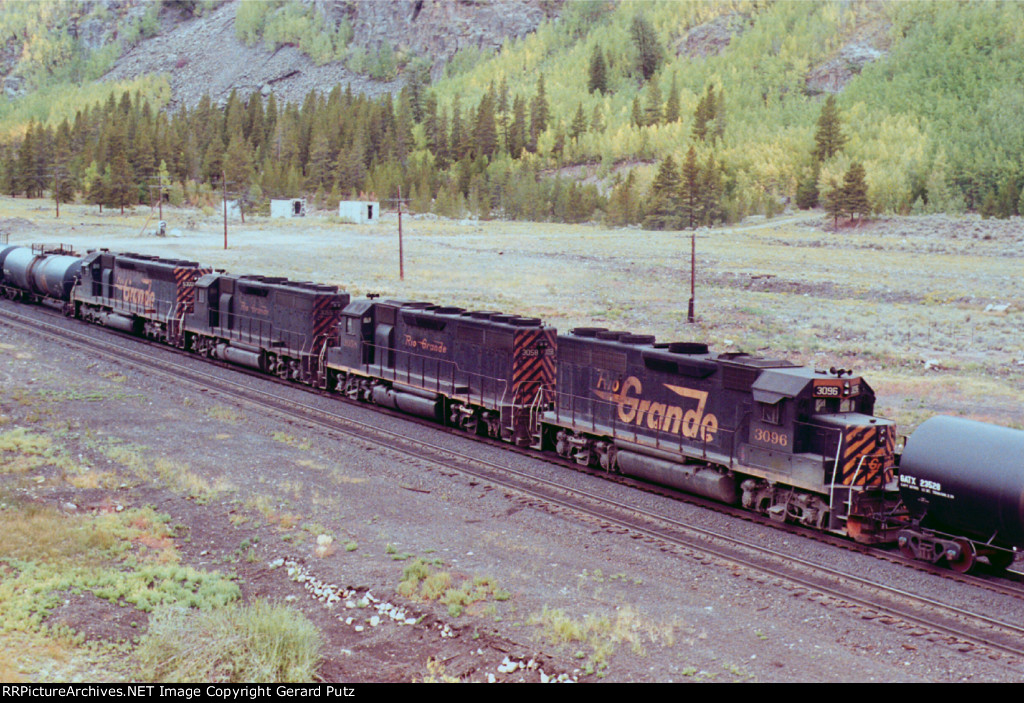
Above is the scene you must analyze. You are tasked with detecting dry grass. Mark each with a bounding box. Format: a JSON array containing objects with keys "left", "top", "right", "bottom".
[
  {"left": 135, "top": 600, "right": 322, "bottom": 683},
  {"left": 529, "top": 604, "right": 678, "bottom": 676}
]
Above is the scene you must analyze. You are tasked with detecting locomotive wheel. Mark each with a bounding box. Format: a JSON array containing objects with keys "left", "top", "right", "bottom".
[{"left": 947, "top": 539, "right": 976, "bottom": 573}]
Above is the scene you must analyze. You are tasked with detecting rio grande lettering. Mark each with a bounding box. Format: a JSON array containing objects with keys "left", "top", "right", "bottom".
[
  {"left": 120, "top": 283, "right": 156, "bottom": 309},
  {"left": 403, "top": 334, "right": 448, "bottom": 354},
  {"left": 593, "top": 375, "right": 718, "bottom": 442}
]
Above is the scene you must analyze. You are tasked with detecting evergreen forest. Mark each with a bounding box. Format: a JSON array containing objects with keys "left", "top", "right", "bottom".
[{"left": 2, "top": 0, "right": 1024, "bottom": 227}]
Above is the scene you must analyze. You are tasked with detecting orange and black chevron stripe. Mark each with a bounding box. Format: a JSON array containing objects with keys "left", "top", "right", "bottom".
[
  {"left": 512, "top": 328, "right": 557, "bottom": 406},
  {"left": 175, "top": 266, "right": 210, "bottom": 314},
  {"left": 310, "top": 294, "right": 342, "bottom": 353},
  {"left": 839, "top": 425, "right": 894, "bottom": 487}
]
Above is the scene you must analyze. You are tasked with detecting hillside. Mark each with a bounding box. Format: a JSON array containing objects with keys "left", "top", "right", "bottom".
[{"left": 1, "top": 0, "right": 1023, "bottom": 224}]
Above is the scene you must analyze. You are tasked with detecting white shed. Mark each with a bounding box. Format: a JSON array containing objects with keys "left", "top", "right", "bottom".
[
  {"left": 338, "top": 200, "right": 379, "bottom": 224},
  {"left": 271, "top": 198, "right": 306, "bottom": 218}
]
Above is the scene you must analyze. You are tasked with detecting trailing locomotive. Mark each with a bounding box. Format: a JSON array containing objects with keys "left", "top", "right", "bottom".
[
  {"left": 0, "top": 244, "right": 1018, "bottom": 571},
  {"left": 73, "top": 249, "right": 210, "bottom": 343},
  {"left": 324, "top": 300, "right": 556, "bottom": 447},
  {"left": 184, "top": 271, "right": 347, "bottom": 386}
]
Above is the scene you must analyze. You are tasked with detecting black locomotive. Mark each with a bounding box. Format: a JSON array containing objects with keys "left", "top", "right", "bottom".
[
  {"left": 545, "top": 328, "right": 897, "bottom": 542},
  {"left": 1, "top": 244, "right": 1019, "bottom": 572}
]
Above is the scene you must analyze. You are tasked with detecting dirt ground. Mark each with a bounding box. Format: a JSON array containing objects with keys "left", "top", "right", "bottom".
[{"left": 1, "top": 199, "right": 1023, "bottom": 683}]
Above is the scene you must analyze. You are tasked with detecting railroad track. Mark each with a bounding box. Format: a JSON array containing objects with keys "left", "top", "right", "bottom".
[{"left": 3, "top": 301, "right": 1024, "bottom": 663}]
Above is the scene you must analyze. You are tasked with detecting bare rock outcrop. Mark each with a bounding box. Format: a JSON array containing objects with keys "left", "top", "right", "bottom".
[
  {"left": 804, "top": 41, "right": 885, "bottom": 95},
  {"left": 101, "top": 0, "right": 553, "bottom": 108}
]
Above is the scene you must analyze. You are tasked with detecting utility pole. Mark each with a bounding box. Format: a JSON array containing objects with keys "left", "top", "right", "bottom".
[
  {"left": 222, "top": 170, "right": 228, "bottom": 250},
  {"left": 384, "top": 189, "right": 410, "bottom": 281},
  {"left": 687, "top": 230, "right": 696, "bottom": 323},
  {"left": 397, "top": 186, "right": 404, "bottom": 281}
]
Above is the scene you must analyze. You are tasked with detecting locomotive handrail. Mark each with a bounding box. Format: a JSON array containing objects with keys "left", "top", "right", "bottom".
[{"left": 827, "top": 431, "right": 845, "bottom": 515}]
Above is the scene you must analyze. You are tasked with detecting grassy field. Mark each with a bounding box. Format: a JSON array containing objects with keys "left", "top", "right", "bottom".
[{"left": 2, "top": 196, "right": 1020, "bottom": 431}]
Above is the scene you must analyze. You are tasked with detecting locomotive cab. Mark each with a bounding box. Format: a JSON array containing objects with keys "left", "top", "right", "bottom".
[{"left": 740, "top": 366, "right": 900, "bottom": 542}]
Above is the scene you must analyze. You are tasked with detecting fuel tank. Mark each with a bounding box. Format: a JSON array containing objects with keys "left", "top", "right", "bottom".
[{"left": 899, "top": 416, "right": 1024, "bottom": 548}]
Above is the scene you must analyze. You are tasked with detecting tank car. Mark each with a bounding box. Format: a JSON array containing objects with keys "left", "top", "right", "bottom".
[
  {"left": 325, "top": 300, "right": 557, "bottom": 446},
  {"left": 74, "top": 250, "right": 210, "bottom": 344},
  {"left": 0, "top": 245, "right": 83, "bottom": 307},
  {"left": 541, "top": 328, "right": 901, "bottom": 543},
  {"left": 897, "top": 416, "right": 1024, "bottom": 571},
  {"left": 185, "top": 272, "right": 348, "bottom": 387}
]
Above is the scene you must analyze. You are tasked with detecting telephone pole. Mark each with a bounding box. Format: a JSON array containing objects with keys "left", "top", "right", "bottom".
[{"left": 688, "top": 230, "right": 696, "bottom": 323}]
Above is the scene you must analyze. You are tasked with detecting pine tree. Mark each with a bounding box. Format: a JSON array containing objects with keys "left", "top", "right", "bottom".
[
  {"left": 664, "top": 72, "right": 681, "bottom": 123},
  {"left": 699, "top": 153, "right": 723, "bottom": 226},
  {"left": 449, "top": 100, "right": 464, "bottom": 161},
  {"left": 551, "top": 126, "right": 565, "bottom": 160},
  {"left": 569, "top": 103, "right": 587, "bottom": 141},
  {"left": 334, "top": 127, "right": 367, "bottom": 197},
  {"left": 201, "top": 131, "right": 226, "bottom": 184},
  {"left": 606, "top": 171, "right": 638, "bottom": 226},
  {"left": 643, "top": 155, "right": 682, "bottom": 230},
  {"left": 996, "top": 176, "right": 1019, "bottom": 217},
  {"left": 643, "top": 80, "right": 663, "bottom": 127},
  {"left": 692, "top": 85, "right": 716, "bottom": 142},
  {"left": 223, "top": 88, "right": 246, "bottom": 144},
  {"left": 979, "top": 189, "right": 999, "bottom": 219},
  {"left": 434, "top": 107, "right": 451, "bottom": 170},
  {"left": 496, "top": 77, "right": 510, "bottom": 154},
  {"left": 245, "top": 93, "right": 265, "bottom": 150},
  {"left": 587, "top": 44, "right": 608, "bottom": 94},
  {"left": 630, "top": 13, "right": 663, "bottom": 82},
  {"left": 711, "top": 87, "right": 727, "bottom": 144},
  {"left": 52, "top": 119, "right": 76, "bottom": 207},
  {"left": 529, "top": 75, "right": 549, "bottom": 152},
  {"left": 679, "top": 146, "right": 702, "bottom": 229},
  {"left": 473, "top": 88, "right": 498, "bottom": 160},
  {"left": 509, "top": 95, "right": 527, "bottom": 158},
  {"left": 823, "top": 178, "right": 845, "bottom": 228},
  {"left": 842, "top": 161, "right": 870, "bottom": 221},
  {"left": 225, "top": 133, "right": 255, "bottom": 196},
  {"left": 795, "top": 164, "right": 820, "bottom": 209},
  {"left": 106, "top": 116, "right": 136, "bottom": 214},
  {"left": 631, "top": 97, "right": 643, "bottom": 129},
  {"left": 813, "top": 95, "right": 846, "bottom": 163}
]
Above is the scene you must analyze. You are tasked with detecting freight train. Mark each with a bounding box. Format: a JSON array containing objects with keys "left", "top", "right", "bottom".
[{"left": 1, "top": 244, "right": 1020, "bottom": 573}]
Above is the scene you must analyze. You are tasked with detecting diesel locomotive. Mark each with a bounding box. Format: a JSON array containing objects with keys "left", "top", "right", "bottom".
[{"left": 1, "top": 243, "right": 1019, "bottom": 572}]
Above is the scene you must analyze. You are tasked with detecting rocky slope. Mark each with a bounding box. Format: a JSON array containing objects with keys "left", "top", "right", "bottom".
[
  {"left": 5, "top": 1, "right": 889, "bottom": 109},
  {"left": 102, "top": 0, "right": 553, "bottom": 109}
]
